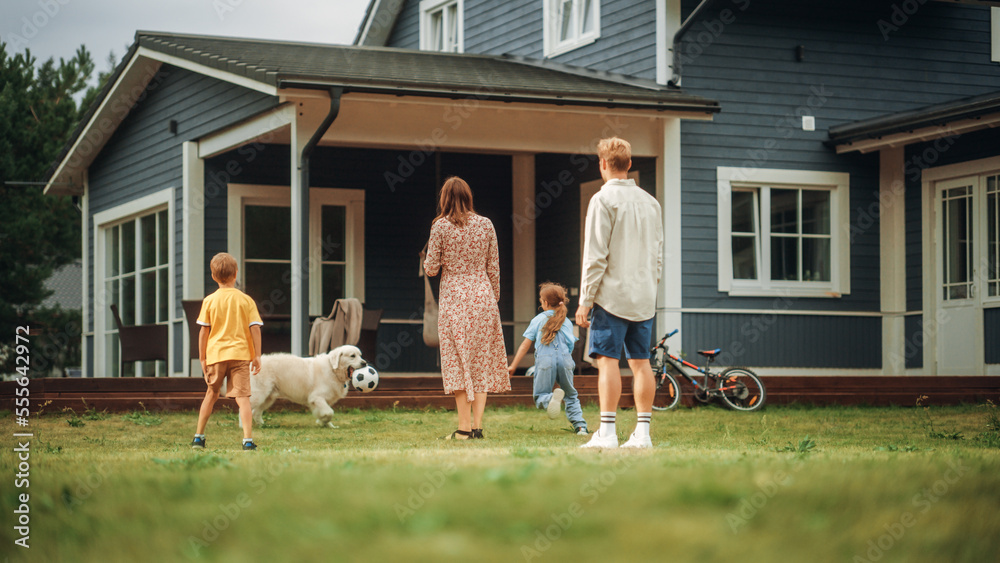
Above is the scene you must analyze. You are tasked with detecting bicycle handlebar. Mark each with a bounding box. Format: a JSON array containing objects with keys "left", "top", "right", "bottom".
[{"left": 654, "top": 329, "right": 679, "bottom": 349}]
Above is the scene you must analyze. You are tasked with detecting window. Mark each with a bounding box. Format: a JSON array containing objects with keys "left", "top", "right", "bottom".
[
  {"left": 989, "top": 174, "right": 999, "bottom": 297},
  {"left": 228, "top": 185, "right": 365, "bottom": 317},
  {"left": 95, "top": 192, "right": 173, "bottom": 378},
  {"left": 543, "top": 0, "right": 600, "bottom": 57},
  {"left": 420, "top": 0, "right": 463, "bottom": 53},
  {"left": 717, "top": 168, "right": 850, "bottom": 297}
]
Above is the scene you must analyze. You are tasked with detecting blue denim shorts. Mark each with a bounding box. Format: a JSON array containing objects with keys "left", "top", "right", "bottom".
[{"left": 588, "top": 304, "right": 654, "bottom": 360}]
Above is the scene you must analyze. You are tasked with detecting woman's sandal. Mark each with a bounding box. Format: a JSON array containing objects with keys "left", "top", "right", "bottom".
[
  {"left": 472, "top": 429, "right": 484, "bottom": 439},
  {"left": 444, "top": 429, "right": 473, "bottom": 440}
]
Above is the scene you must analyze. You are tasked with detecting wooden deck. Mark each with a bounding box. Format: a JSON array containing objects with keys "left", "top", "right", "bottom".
[{"left": 2, "top": 375, "right": 998, "bottom": 414}]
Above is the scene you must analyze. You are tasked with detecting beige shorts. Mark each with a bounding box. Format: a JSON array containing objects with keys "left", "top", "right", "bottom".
[{"left": 204, "top": 360, "right": 251, "bottom": 398}]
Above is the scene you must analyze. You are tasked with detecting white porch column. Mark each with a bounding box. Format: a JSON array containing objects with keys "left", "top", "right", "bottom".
[
  {"left": 290, "top": 107, "right": 311, "bottom": 356},
  {"left": 880, "top": 146, "right": 907, "bottom": 375},
  {"left": 512, "top": 154, "right": 536, "bottom": 365},
  {"left": 182, "top": 142, "right": 205, "bottom": 376},
  {"left": 657, "top": 118, "right": 683, "bottom": 339}
]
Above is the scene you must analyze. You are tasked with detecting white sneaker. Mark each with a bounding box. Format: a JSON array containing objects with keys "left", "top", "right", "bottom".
[
  {"left": 576, "top": 427, "right": 589, "bottom": 436},
  {"left": 547, "top": 388, "right": 565, "bottom": 419},
  {"left": 620, "top": 432, "right": 653, "bottom": 449},
  {"left": 580, "top": 429, "right": 618, "bottom": 449}
]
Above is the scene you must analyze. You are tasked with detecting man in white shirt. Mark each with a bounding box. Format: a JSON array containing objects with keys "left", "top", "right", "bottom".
[{"left": 575, "top": 137, "right": 663, "bottom": 449}]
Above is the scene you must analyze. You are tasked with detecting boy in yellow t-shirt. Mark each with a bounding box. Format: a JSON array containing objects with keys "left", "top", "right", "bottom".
[{"left": 191, "top": 252, "right": 263, "bottom": 451}]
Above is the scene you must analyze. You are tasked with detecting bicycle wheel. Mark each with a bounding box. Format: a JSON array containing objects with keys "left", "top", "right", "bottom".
[
  {"left": 716, "top": 367, "right": 766, "bottom": 411},
  {"left": 651, "top": 369, "right": 682, "bottom": 411}
]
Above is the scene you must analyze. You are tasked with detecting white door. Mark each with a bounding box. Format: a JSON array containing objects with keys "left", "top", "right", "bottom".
[{"left": 935, "top": 176, "right": 984, "bottom": 375}]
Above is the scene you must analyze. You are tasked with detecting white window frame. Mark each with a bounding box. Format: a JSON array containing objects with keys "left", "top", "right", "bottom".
[
  {"left": 717, "top": 167, "right": 851, "bottom": 298},
  {"left": 227, "top": 184, "right": 365, "bottom": 316},
  {"left": 543, "top": 0, "right": 601, "bottom": 58},
  {"left": 992, "top": 7, "right": 1000, "bottom": 63},
  {"left": 93, "top": 189, "right": 175, "bottom": 378},
  {"left": 420, "top": 0, "right": 464, "bottom": 53}
]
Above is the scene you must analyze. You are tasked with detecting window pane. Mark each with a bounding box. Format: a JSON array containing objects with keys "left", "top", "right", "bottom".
[
  {"left": 431, "top": 11, "right": 443, "bottom": 51},
  {"left": 988, "top": 186, "right": 998, "bottom": 292},
  {"left": 122, "top": 221, "right": 136, "bottom": 273},
  {"left": 732, "top": 191, "right": 756, "bottom": 233},
  {"left": 141, "top": 271, "right": 156, "bottom": 324},
  {"left": 801, "top": 190, "right": 830, "bottom": 235},
  {"left": 945, "top": 195, "right": 971, "bottom": 286},
  {"left": 560, "top": 0, "right": 574, "bottom": 41},
  {"left": 244, "top": 262, "right": 291, "bottom": 316},
  {"left": 122, "top": 274, "right": 136, "bottom": 325},
  {"left": 321, "top": 205, "right": 346, "bottom": 261},
  {"left": 770, "top": 189, "right": 798, "bottom": 234},
  {"left": 141, "top": 214, "right": 156, "bottom": 269},
  {"left": 322, "top": 264, "right": 346, "bottom": 317},
  {"left": 446, "top": 4, "right": 458, "bottom": 51},
  {"left": 159, "top": 268, "right": 169, "bottom": 323},
  {"left": 802, "top": 238, "right": 831, "bottom": 282},
  {"left": 106, "top": 280, "right": 119, "bottom": 330},
  {"left": 732, "top": 236, "right": 757, "bottom": 280},
  {"left": 771, "top": 237, "right": 798, "bottom": 281},
  {"left": 107, "top": 334, "right": 119, "bottom": 377},
  {"left": 245, "top": 205, "right": 291, "bottom": 260},
  {"left": 581, "top": 0, "right": 595, "bottom": 33},
  {"left": 107, "top": 226, "right": 120, "bottom": 276},
  {"left": 158, "top": 210, "right": 169, "bottom": 266}
]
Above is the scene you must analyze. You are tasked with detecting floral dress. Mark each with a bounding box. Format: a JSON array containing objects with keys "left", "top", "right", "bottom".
[{"left": 424, "top": 214, "right": 510, "bottom": 399}]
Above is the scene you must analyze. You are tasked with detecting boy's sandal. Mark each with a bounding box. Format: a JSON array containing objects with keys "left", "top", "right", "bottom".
[
  {"left": 443, "top": 429, "right": 473, "bottom": 440},
  {"left": 472, "top": 428, "right": 484, "bottom": 439}
]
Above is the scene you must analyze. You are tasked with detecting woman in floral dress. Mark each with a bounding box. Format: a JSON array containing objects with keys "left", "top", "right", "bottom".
[{"left": 423, "top": 176, "right": 510, "bottom": 440}]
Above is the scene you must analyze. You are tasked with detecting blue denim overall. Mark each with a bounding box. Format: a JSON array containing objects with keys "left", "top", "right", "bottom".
[{"left": 533, "top": 334, "right": 586, "bottom": 430}]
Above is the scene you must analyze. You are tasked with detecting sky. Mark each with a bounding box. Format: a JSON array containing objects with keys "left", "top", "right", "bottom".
[{"left": 2, "top": 0, "right": 372, "bottom": 75}]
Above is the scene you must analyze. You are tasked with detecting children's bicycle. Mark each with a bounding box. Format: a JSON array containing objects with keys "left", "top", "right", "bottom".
[{"left": 650, "top": 330, "right": 766, "bottom": 412}]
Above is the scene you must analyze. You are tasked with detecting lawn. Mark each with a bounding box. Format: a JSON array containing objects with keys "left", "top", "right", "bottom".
[{"left": 2, "top": 401, "right": 999, "bottom": 563}]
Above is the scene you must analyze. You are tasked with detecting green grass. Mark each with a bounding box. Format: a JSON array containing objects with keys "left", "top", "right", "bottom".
[{"left": 2, "top": 403, "right": 999, "bottom": 563}]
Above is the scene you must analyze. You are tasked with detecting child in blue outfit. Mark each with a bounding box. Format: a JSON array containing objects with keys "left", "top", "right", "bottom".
[{"left": 508, "top": 283, "right": 588, "bottom": 435}]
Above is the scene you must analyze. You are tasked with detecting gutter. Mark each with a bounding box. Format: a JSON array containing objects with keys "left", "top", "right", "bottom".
[
  {"left": 292, "top": 86, "right": 343, "bottom": 354},
  {"left": 668, "top": 0, "right": 725, "bottom": 88}
]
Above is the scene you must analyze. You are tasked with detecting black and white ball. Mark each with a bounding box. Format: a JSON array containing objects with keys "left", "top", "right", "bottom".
[{"left": 351, "top": 366, "right": 379, "bottom": 393}]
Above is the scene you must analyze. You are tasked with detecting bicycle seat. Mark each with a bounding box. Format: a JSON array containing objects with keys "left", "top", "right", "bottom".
[{"left": 698, "top": 348, "right": 722, "bottom": 359}]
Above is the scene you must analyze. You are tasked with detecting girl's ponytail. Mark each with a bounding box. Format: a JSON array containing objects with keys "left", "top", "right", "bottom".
[{"left": 539, "top": 283, "right": 568, "bottom": 346}]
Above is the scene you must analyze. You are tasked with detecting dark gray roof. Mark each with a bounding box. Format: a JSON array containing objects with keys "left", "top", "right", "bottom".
[
  {"left": 828, "top": 90, "right": 1000, "bottom": 146},
  {"left": 136, "top": 31, "right": 719, "bottom": 113}
]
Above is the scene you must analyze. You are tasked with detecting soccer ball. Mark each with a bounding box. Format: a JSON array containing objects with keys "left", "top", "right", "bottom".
[{"left": 351, "top": 366, "right": 379, "bottom": 393}]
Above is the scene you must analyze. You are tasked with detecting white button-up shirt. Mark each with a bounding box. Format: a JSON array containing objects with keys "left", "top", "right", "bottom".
[{"left": 580, "top": 178, "right": 663, "bottom": 322}]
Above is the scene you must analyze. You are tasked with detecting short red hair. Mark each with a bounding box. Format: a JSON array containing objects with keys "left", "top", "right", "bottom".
[
  {"left": 210, "top": 252, "right": 238, "bottom": 283},
  {"left": 597, "top": 137, "right": 632, "bottom": 172}
]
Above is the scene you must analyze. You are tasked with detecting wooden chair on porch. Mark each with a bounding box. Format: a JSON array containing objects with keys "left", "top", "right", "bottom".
[
  {"left": 110, "top": 304, "right": 168, "bottom": 377},
  {"left": 181, "top": 299, "right": 203, "bottom": 367}
]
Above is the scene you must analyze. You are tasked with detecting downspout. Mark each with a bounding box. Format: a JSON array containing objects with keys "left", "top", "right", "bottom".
[
  {"left": 667, "top": 0, "right": 724, "bottom": 88},
  {"left": 293, "top": 86, "right": 343, "bottom": 355}
]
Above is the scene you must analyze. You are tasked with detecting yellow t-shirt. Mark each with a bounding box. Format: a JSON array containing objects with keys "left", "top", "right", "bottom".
[{"left": 196, "top": 288, "right": 263, "bottom": 365}]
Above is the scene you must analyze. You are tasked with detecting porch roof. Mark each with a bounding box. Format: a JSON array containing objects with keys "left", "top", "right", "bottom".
[
  {"left": 135, "top": 31, "right": 719, "bottom": 113},
  {"left": 828, "top": 90, "right": 1000, "bottom": 154}
]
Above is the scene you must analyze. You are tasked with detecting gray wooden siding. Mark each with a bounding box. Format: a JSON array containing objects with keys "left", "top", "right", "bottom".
[
  {"left": 388, "top": 0, "right": 657, "bottom": 79},
  {"left": 682, "top": 312, "right": 881, "bottom": 369},
  {"left": 203, "top": 146, "right": 514, "bottom": 372},
  {"left": 986, "top": 308, "right": 1000, "bottom": 365},
  {"left": 678, "top": 0, "right": 1000, "bottom": 316},
  {"left": 86, "top": 64, "right": 275, "bottom": 336}
]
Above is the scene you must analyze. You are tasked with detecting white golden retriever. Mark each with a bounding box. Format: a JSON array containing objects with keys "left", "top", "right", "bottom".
[{"left": 249, "top": 345, "right": 367, "bottom": 427}]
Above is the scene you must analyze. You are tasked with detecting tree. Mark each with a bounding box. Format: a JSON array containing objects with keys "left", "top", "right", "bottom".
[{"left": 0, "top": 42, "right": 97, "bottom": 374}]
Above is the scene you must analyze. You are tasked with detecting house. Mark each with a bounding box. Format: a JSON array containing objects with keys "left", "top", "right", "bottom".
[
  {"left": 42, "top": 29, "right": 718, "bottom": 377},
  {"left": 353, "top": 0, "right": 1000, "bottom": 376}
]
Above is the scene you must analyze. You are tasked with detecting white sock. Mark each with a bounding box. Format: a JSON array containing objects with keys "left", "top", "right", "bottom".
[
  {"left": 194, "top": 434, "right": 205, "bottom": 439},
  {"left": 243, "top": 438, "right": 253, "bottom": 444},
  {"left": 599, "top": 411, "right": 616, "bottom": 437},
  {"left": 635, "top": 412, "right": 651, "bottom": 439}
]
